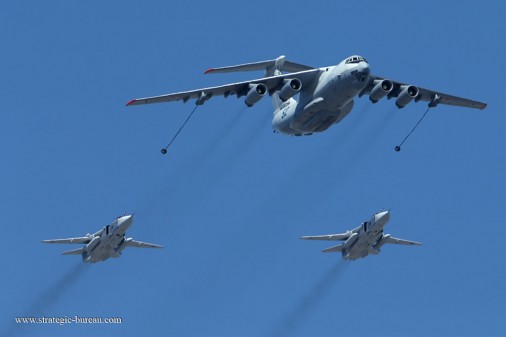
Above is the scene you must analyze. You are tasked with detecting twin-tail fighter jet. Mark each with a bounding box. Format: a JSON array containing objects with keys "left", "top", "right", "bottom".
[
  {"left": 127, "top": 55, "right": 486, "bottom": 136},
  {"left": 301, "top": 210, "right": 421, "bottom": 260},
  {"left": 42, "top": 215, "right": 162, "bottom": 263}
]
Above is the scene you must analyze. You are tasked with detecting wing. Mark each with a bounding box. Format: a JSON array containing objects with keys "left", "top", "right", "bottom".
[
  {"left": 126, "top": 69, "right": 321, "bottom": 106},
  {"left": 384, "top": 236, "right": 422, "bottom": 246},
  {"left": 362, "top": 75, "right": 487, "bottom": 110},
  {"left": 42, "top": 237, "right": 91, "bottom": 244},
  {"left": 300, "top": 233, "right": 349, "bottom": 241},
  {"left": 127, "top": 240, "right": 163, "bottom": 249}
]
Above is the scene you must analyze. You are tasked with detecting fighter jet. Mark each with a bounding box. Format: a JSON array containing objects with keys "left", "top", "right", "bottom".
[
  {"left": 42, "top": 215, "right": 162, "bottom": 263},
  {"left": 301, "top": 210, "right": 421, "bottom": 260},
  {"left": 127, "top": 55, "right": 486, "bottom": 136}
]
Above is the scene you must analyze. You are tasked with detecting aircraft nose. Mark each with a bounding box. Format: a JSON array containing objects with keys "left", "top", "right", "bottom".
[
  {"left": 375, "top": 210, "right": 390, "bottom": 223},
  {"left": 358, "top": 61, "right": 368, "bottom": 70},
  {"left": 358, "top": 62, "right": 370, "bottom": 75},
  {"left": 118, "top": 214, "right": 133, "bottom": 229}
]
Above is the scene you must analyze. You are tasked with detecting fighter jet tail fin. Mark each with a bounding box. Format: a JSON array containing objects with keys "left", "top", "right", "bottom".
[
  {"left": 62, "top": 247, "right": 84, "bottom": 255},
  {"left": 322, "top": 243, "right": 345, "bottom": 253}
]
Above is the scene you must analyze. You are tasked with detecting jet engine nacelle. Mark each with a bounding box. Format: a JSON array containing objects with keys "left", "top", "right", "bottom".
[
  {"left": 369, "top": 79, "right": 393, "bottom": 103},
  {"left": 245, "top": 83, "right": 267, "bottom": 107},
  {"left": 373, "top": 234, "right": 390, "bottom": 251},
  {"left": 114, "top": 237, "right": 132, "bottom": 255},
  {"left": 86, "top": 236, "right": 100, "bottom": 251},
  {"left": 343, "top": 232, "right": 359, "bottom": 250},
  {"left": 396, "top": 85, "right": 419, "bottom": 108},
  {"left": 279, "top": 78, "right": 302, "bottom": 101}
]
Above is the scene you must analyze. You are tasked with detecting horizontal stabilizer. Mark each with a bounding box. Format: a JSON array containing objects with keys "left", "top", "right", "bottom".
[
  {"left": 204, "top": 55, "right": 314, "bottom": 76},
  {"left": 385, "top": 236, "right": 422, "bottom": 246},
  {"left": 62, "top": 247, "right": 84, "bottom": 255},
  {"left": 322, "top": 244, "right": 345, "bottom": 253}
]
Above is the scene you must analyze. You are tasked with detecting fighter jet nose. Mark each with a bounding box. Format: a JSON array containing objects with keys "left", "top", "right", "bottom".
[
  {"left": 118, "top": 214, "right": 133, "bottom": 222},
  {"left": 375, "top": 210, "right": 390, "bottom": 223},
  {"left": 116, "top": 214, "right": 134, "bottom": 230}
]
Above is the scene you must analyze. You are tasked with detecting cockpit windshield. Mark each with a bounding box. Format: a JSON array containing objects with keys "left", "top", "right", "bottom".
[{"left": 345, "top": 55, "right": 368, "bottom": 64}]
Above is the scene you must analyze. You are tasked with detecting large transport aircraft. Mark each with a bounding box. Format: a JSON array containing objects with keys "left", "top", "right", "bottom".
[{"left": 127, "top": 55, "right": 486, "bottom": 136}]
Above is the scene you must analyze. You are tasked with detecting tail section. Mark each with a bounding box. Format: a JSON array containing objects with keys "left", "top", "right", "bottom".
[
  {"left": 204, "top": 55, "right": 310, "bottom": 113},
  {"left": 322, "top": 243, "right": 345, "bottom": 253},
  {"left": 62, "top": 247, "right": 84, "bottom": 255},
  {"left": 204, "top": 55, "right": 313, "bottom": 77}
]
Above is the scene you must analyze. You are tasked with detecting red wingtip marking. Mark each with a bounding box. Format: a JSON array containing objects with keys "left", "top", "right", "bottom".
[
  {"left": 126, "top": 99, "right": 136, "bottom": 106},
  {"left": 204, "top": 68, "right": 215, "bottom": 74}
]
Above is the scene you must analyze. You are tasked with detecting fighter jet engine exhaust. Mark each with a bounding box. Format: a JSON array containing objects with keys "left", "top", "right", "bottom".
[
  {"left": 30, "top": 263, "right": 86, "bottom": 313},
  {"left": 2, "top": 262, "right": 87, "bottom": 336},
  {"left": 270, "top": 261, "right": 348, "bottom": 337}
]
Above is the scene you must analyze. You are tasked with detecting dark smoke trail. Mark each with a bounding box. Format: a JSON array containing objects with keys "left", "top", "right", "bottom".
[
  {"left": 132, "top": 106, "right": 247, "bottom": 218},
  {"left": 270, "top": 260, "right": 348, "bottom": 337},
  {"left": 2, "top": 262, "right": 87, "bottom": 337}
]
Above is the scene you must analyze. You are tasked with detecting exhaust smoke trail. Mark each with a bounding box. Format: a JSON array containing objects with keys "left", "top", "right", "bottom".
[
  {"left": 270, "top": 260, "right": 348, "bottom": 337},
  {"left": 2, "top": 262, "right": 87, "bottom": 337},
  {"left": 133, "top": 106, "right": 248, "bottom": 217}
]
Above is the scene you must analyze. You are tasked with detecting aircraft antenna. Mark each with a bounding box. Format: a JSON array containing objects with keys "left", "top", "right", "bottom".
[
  {"left": 395, "top": 106, "right": 432, "bottom": 152},
  {"left": 161, "top": 105, "right": 199, "bottom": 154}
]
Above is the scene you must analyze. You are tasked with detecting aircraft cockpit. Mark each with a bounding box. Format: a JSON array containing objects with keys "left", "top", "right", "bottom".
[{"left": 345, "top": 56, "right": 368, "bottom": 64}]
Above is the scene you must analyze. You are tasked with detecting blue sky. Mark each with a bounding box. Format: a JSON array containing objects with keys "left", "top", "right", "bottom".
[{"left": 1, "top": 1, "right": 505, "bottom": 336}]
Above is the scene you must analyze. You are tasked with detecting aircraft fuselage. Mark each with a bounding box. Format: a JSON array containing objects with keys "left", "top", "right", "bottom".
[
  {"left": 81, "top": 216, "right": 133, "bottom": 263},
  {"left": 341, "top": 211, "right": 390, "bottom": 260},
  {"left": 272, "top": 58, "right": 370, "bottom": 135}
]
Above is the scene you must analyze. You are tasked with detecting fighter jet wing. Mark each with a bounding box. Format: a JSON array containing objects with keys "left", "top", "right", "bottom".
[
  {"left": 384, "top": 236, "right": 422, "bottom": 246},
  {"left": 42, "top": 237, "right": 92, "bottom": 244},
  {"left": 300, "top": 233, "right": 350, "bottom": 241},
  {"left": 127, "top": 240, "right": 163, "bottom": 249},
  {"left": 363, "top": 75, "right": 487, "bottom": 110},
  {"left": 126, "top": 69, "right": 321, "bottom": 106}
]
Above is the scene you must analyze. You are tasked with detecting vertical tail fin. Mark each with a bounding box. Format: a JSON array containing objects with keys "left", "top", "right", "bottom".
[{"left": 204, "top": 55, "right": 312, "bottom": 111}]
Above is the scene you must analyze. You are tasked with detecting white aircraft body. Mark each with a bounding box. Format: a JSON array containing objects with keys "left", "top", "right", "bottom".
[
  {"left": 42, "top": 215, "right": 162, "bottom": 263},
  {"left": 127, "top": 55, "right": 486, "bottom": 136},
  {"left": 301, "top": 211, "right": 421, "bottom": 260}
]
